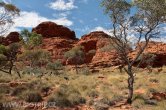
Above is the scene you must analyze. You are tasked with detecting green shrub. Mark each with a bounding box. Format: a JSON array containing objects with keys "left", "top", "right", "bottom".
[
  {"left": 11, "top": 85, "right": 27, "bottom": 96},
  {"left": 87, "top": 99, "right": 94, "bottom": 106},
  {"left": 40, "top": 85, "right": 51, "bottom": 96},
  {"left": 0, "top": 85, "right": 10, "bottom": 94},
  {"left": 47, "top": 94, "right": 71, "bottom": 107},
  {"left": 23, "top": 91, "right": 42, "bottom": 102},
  {"left": 111, "top": 94, "right": 124, "bottom": 102},
  {"left": 68, "top": 93, "right": 86, "bottom": 105},
  {"left": 79, "top": 67, "right": 90, "bottom": 75},
  {"left": 99, "top": 97, "right": 115, "bottom": 106},
  {"left": 132, "top": 99, "right": 145, "bottom": 109},
  {"left": 94, "top": 102, "right": 109, "bottom": 110},
  {"left": 87, "top": 90, "right": 99, "bottom": 98}
]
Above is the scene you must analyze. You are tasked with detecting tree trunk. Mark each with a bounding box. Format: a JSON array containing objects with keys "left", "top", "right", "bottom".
[
  {"left": 9, "top": 60, "right": 13, "bottom": 75},
  {"left": 127, "top": 67, "right": 134, "bottom": 104}
]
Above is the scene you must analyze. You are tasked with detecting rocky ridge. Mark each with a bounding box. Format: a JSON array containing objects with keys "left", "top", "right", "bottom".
[{"left": 1, "top": 21, "right": 166, "bottom": 67}]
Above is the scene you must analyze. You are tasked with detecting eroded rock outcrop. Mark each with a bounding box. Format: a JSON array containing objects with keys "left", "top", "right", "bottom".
[
  {"left": 130, "top": 41, "right": 166, "bottom": 67},
  {"left": 0, "top": 32, "right": 20, "bottom": 46},
  {"left": 32, "top": 22, "right": 78, "bottom": 64},
  {"left": 32, "top": 21, "right": 76, "bottom": 40},
  {"left": 75, "top": 31, "right": 121, "bottom": 67},
  {"left": 41, "top": 37, "right": 77, "bottom": 64}
]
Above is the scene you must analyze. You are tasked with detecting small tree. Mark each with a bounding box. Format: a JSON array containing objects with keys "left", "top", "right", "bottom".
[
  {"left": 0, "top": 43, "right": 21, "bottom": 75},
  {"left": 20, "top": 29, "right": 42, "bottom": 49},
  {"left": 102, "top": 0, "right": 166, "bottom": 104},
  {"left": 64, "top": 46, "right": 84, "bottom": 74},
  {"left": 0, "top": 2, "right": 19, "bottom": 36},
  {"left": 19, "top": 49, "right": 50, "bottom": 68},
  {"left": 46, "top": 60, "right": 63, "bottom": 75}
]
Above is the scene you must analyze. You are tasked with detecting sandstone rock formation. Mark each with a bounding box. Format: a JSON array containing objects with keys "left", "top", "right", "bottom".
[
  {"left": 130, "top": 41, "right": 166, "bottom": 67},
  {"left": 1, "top": 21, "right": 166, "bottom": 68},
  {"left": 41, "top": 37, "right": 77, "bottom": 64},
  {"left": 32, "top": 22, "right": 78, "bottom": 64},
  {"left": 32, "top": 21, "right": 76, "bottom": 40},
  {"left": 75, "top": 31, "right": 120, "bottom": 67},
  {"left": 0, "top": 32, "right": 20, "bottom": 46}
]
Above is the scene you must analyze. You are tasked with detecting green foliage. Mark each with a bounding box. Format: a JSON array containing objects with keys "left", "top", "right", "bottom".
[
  {"left": 64, "top": 46, "right": 84, "bottom": 64},
  {"left": 20, "top": 29, "right": 43, "bottom": 48},
  {"left": 137, "top": 53, "right": 157, "bottom": 67},
  {"left": 11, "top": 85, "right": 27, "bottom": 96},
  {"left": 46, "top": 60, "right": 63, "bottom": 75},
  {"left": 47, "top": 60, "right": 63, "bottom": 71},
  {"left": 19, "top": 49, "right": 50, "bottom": 67},
  {"left": 23, "top": 91, "right": 42, "bottom": 102},
  {"left": 29, "top": 32, "right": 42, "bottom": 47},
  {"left": 87, "top": 89, "right": 99, "bottom": 98},
  {"left": 0, "top": 2, "right": 19, "bottom": 36},
  {"left": 47, "top": 84, "right": 86, "bottom": 107},
  {"left": 0, "top": 45, "right": 6, "bottom": 54},
  {"left": 0, "top": 43, "right": 21, "bottom": 74}
]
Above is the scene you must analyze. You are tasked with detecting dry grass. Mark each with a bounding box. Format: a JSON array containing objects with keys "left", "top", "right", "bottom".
[{"left": 0, "top": 66, "right": 165, "bottom": 109}]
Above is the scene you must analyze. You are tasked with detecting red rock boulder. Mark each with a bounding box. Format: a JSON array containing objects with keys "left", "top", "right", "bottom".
[
  {"left": 0, "top": 32, "right": 20, "bottom": 46},
  {"left": 32, "top": 21, "right": 76, "bottom": 40}
]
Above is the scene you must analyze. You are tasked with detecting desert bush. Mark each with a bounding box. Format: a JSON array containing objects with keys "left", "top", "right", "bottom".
[
  {"left": 79, "top": 67, "right": 90, "bottom": 75},
  {"left": 111, "top": 94, "right": 124, "bottom": 102},
  {"left": 47, "top": 94, "right": 71, "bottom": 108},
  {"left": 23, "top": 91, "right": 42, "bottom": 102},
  {"left": 152, "top": 101, "right": 166, "bottom": 110},
  {"left": 132, "top": 98, "right": 145, "bottom": 109},
  {"left": 27, "top": 79, "right": 45, "bottom": 91},
  {"left": 64, "top": 46, "right": 85, "bottom": 74},
  {"left": 11, "top": 85, "right": 27, "bottom": 96},
  {"left": 40, "top": 85, "right": 51, "bottom": 96},
  {"left": 46, "top": 60, "right": 63, "bottom": 75},
  {"left": 19, "top": 49, "right": 50, "bottom": 68},
  {"left": 0, "top": 85, "right": 11, "bottom": 94},
  {"left": 68, "top": 93, "right": 86, "bottom": 105},
  {"left": 87, "top": 99, "right": 94, "bottom": 106},
  {"left": 20, "top": 29, "right": 43, "bottom": 48},
  {"left": 99, "top": 97, "right": 115, "bottom": 106},
  {"left": 149, "top": 78, "right": 159, "bottom": 83},
  {"left": 94, "top": 101, "right": 109, "bottom": 110},
  {"left": 47, "top": 84, "right": 86, "bottom": 108},
  {"left": 87, "top": 89, "right": 99, "bottom": 98}
]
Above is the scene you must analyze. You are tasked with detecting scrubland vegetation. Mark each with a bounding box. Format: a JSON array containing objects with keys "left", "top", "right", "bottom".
[
  {"left": 1, "top": 0, "right": 166, "bottom": 110},
  {"left": 0, "top": 66, "right": 166, "bottom": 110}
]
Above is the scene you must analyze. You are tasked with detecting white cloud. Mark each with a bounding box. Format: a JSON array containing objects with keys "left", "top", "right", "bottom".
[
  {"left": 53, "top": 11, "right": 71, "bottom": 18},
  {"left": 48, "top": 0, "right": 77, "bottom": 11},
  {"left": 7, "top": 11, "right": 73, "bottom": 33},
  {"left": 90, "top": 26, "right": 112, "bottom": 36}
]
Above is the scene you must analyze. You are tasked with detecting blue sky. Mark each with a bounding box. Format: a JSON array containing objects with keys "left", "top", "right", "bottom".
[{"left": 2, "top": 0, "right": 111, "bottom": 38}]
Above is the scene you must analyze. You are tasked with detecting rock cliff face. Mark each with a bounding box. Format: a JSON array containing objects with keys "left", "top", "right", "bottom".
[
  {"left": 32, "top": 21, "right": 76, "bottom": 40},
  {"left": 130, "top": 41, "right": 166, "bottom": 67},
  {"left": 76, "top": 31, "right": 120, "bottom": 67},
  {"left": 41, "top": 37, "right": 77, "bottom": 64},
  {"left": 1, "top": 21, "right": 166, "bottom": 68},
  {"left": 0, "top": 32, "right": 20, "bottom": 46},
  {"left": 31, "top": 21, "right": 78, "bottom": 64}
]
